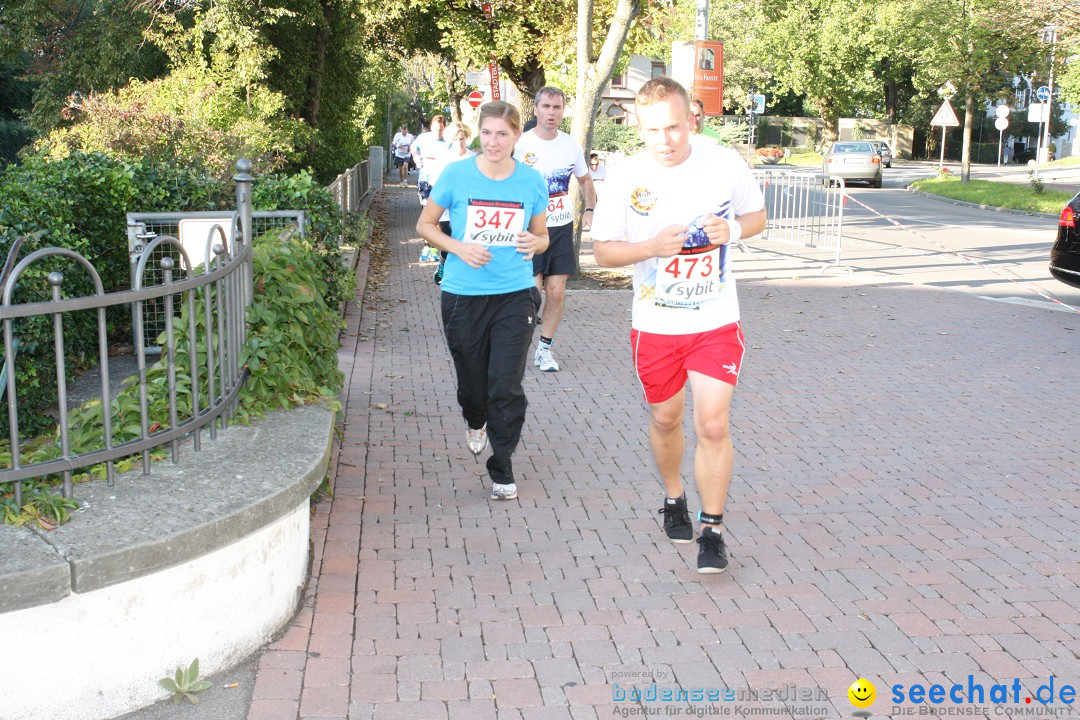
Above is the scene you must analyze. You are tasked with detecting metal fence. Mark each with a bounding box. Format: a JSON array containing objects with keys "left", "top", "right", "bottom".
[
  {"left": 127, "top": 210, "right": 305, "bottom": 351},
  {"left": 329, "top": 158, "right": 371, "bottom": 213},
  {"left": 0, "top": 160, "right": 257, "bottom": 506},
  {"left": 752, "top": 170, "right": 849, "bottom": 272}
]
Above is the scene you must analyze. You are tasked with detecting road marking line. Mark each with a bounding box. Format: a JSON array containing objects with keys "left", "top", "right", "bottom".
[
  {"left": 843, "top": 193, "right": 1080, "bottom": 315},
  {"left": 978, "top": 296, "right": 1078, "bottom": 313}
]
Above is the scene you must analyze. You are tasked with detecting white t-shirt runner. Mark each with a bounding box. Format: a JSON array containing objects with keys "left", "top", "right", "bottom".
[
  {"left": 590, "top": 144, "right": 765, "bottom": 336},
  {"left": 514, "top": 130, "right": 589, "bottom": 228},
  {"left": 392, "top": 132, "right": 415, "bottom": 158}
]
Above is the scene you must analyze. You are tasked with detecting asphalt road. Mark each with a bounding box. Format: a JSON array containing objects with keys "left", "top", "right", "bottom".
[{"left": 758, "top": 161, "right": 1080, "bottom": 313}]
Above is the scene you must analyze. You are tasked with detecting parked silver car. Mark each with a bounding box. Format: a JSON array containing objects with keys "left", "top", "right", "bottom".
[
  {"left": 872, "top": 141, "right": 893, "bottom": 167},
  {"left": 823, "top": 141, "right": 883, "bottom": 188}
]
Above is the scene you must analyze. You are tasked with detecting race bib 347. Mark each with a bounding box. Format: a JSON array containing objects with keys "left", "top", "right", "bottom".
[{"left": 465, "top": 199, "right": 526, "bottom": 245}]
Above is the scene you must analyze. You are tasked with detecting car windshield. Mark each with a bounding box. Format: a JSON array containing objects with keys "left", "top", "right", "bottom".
[{"left": 833, "top": 143, "right": 875, "bottom": 153}]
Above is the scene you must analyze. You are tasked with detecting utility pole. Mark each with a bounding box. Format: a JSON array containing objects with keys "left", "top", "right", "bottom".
[
  {"left": 695, "top": 0, "right": 708, "bottom": 41},
  {"left": 1034, "top": 25, "right": 1058, "bottom": 181}
]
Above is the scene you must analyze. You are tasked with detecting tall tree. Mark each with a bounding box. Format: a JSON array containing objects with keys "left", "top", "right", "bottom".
[{"left": 899, "top": 0, "right": 1047, "bottom": 181}]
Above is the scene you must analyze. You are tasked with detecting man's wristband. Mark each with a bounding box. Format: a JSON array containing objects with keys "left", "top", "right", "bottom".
[
  {"left": 725, "top": 218, "right": 743, "bottom": 243},
  {"left": 585, "top": 207, "right": 594, "bottom": 212}
]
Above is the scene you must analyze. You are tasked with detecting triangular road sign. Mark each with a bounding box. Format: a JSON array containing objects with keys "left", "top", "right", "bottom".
[{"left": 931, "top": 100, "right": 960, "bottom": 127}]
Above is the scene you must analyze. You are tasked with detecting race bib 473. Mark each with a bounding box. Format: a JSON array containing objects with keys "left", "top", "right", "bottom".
[
  {"left": 465, "top": 199, "right": 526, "bottom": 245},
  {"left": 654, "top": 245, "right": 727, "bottom": 309}
]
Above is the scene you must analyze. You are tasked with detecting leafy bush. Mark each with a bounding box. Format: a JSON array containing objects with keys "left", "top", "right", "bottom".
[
  {"left": 591, "top": 121, "right": 644, "bottom": 153},
  {"left": 1, "top": 229, "right": 346, "bottom": 527},
  {"left": 35, "top": 67, "right": 310, "bottom": 181},
  {"left": 705, "top": 121, "right": 750, "bottom": 148}
]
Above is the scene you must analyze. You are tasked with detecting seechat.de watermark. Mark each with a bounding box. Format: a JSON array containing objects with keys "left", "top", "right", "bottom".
[{"left": 885, "top": 676, "right": 1079, "bottom": 717}]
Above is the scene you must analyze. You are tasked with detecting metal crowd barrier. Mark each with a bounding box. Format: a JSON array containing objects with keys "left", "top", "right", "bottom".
[
  {"left": 0, "top": 160, "right": 258, "bottom": 505},
  {"left": 752, "top": 170, "right": 850, "bottom": 273}
]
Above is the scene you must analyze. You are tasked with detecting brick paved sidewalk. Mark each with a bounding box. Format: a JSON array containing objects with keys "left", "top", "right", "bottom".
[{"left": 247, "top": 186, "right": 1080, "bottom": 720}]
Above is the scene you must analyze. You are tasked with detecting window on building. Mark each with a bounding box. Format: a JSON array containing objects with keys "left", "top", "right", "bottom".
[
  {"left": 651, "top": 62, "right": 665, "bottom": 79},
  {"left": 611, "top": 71, "right": 626, "bottom": 88},
  {"left": 607, "top": 104, "right": 626, "bottom": 125}
]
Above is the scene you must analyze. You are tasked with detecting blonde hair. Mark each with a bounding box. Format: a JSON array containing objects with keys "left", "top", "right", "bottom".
[
  {"left": 636, "top": 77, "right": 692, "bottom": 117},
  {"left": 477, "top": 101, "right": 522, "bottom": 134},
  {"left": 446, "top": 122, "right": 473, "bottom": 141}
]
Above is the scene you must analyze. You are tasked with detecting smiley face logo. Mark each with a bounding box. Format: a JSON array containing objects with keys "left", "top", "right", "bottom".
[
  {"left": 522, "top": 152, "right": 538, "bottom": 166},
  {"left": 848, "top": 678, "right": 876, "bottom": 709}
]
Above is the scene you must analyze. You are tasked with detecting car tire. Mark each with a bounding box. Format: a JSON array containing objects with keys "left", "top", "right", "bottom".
[
  {"left": 885, "top": 161, "right": 892, "bottom": 168},
  {"left": 872, "top": 174, "right": 882, "bottom": 189}
]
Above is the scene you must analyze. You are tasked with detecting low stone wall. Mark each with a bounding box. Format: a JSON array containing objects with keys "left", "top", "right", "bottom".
[{"left": 0, "top": 403, "right": 335, "bottom": 720}]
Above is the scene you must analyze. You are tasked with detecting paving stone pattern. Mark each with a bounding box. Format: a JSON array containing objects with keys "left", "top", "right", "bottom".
[{"left": 247, "top": 186, "right": 1080, "bottom": 720}]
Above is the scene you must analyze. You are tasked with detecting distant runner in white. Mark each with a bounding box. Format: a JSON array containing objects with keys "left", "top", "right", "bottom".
[{"left": 514, "top": 86, "right": 597, "bottom": 373}]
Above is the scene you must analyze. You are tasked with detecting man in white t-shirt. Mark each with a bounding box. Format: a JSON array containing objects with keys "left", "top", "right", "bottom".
[
  {"left": 411, "top": 115, "right": 449, "bottom": 206},
  {"left": 515, "top": 87, "right": 597, "bottom": 372},
  {"left": 391, "top": 124, "right": 416, "bottom": 185},
  {"left": 591, "top": 77, "right": 766, "bottom": 574}
]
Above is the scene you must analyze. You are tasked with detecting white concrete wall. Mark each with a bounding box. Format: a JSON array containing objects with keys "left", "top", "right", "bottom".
[{"left": 0, "top": 503, "right": 310, "bottom": 720}]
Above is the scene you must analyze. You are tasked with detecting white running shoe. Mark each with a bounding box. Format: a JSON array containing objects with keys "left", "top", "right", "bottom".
[
  {"left": 467, "top": 424, "right": 488, "bottom": 455},
  {"left": 490, "top": 483, "right": 518, "bottom": 500},
  {"left": 535, "top": 345, "right": 559, "bottom": 372}
]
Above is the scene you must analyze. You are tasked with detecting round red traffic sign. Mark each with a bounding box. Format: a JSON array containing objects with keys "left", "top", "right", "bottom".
[{"left": 467, "top": 91, "right": 484, "bottom": 109}]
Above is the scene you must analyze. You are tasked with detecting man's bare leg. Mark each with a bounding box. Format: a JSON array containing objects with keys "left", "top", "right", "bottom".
[
  {"left": 649, "top": 388, "right": 686, "bottom": 500},
  {"left": 688, "top": 370, "right": 735, "bottom": 530}
]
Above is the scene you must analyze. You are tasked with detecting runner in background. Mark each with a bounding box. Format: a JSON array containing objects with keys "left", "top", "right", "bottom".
[
  {"left": 691, "top": 99, "right": 722, "bottom": 148},
  {"left": 515, "top": 87, "right": 597, "bottom": 372},
  {"left": 391, "top": 123, "right": 416, "bottom": 185},
  {"left": 591, "top": 78, "right": 766, "bottom": 573},
  {"left": 428, "top": 122, "right": 477, "bottom": 284},
  {"left": 589, "top": 153, "right": 607, "bottom": 192},
  {"left": 412, "top": 115, "right": 449, "bottom": 206},
  {"left": 415, "top": 102, "right": 549, "bottom": 502}
]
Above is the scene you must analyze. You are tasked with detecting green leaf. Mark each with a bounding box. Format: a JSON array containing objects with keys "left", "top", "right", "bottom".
[
  {"left": 158, "top": 679, "right": 179, "bottom": 693},
  {"left": 189, "top": 680, "right": 212, "bottom": 692}
]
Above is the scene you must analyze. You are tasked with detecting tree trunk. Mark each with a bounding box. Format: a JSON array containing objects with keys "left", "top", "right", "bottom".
[
  {"left": 503, "top": 64, "right": 545, "bottom": 124},
  {"left": 443, "top": 59, "right": 465, "bottom": 124},
  {"left": 816, "top": 98, "right": 840, "bottom": 150},
  {"left": 305, "top": 0, "right": 333, "bottom": 155},
  {"left": 569, "top": 0, "right": 641, "bottom": 269},
  {"left": 961, "top": 92, "right": 974, "bottom": 183},
  {"left": 571, "top": 0, "right": 640, "bottom": 162}
]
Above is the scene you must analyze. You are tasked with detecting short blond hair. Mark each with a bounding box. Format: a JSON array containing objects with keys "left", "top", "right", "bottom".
[{"left": 636, "top": 78, "right": 692, "bottom": 117}]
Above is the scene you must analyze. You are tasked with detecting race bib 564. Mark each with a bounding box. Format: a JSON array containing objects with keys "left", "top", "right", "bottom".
[{"left": 546, "top": 193, "right": 572, "bottom": 227}]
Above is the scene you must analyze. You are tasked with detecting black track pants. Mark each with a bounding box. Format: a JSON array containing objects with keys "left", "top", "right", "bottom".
[{"left": 441, "top": 287, "right": 540, "bottom": 484}]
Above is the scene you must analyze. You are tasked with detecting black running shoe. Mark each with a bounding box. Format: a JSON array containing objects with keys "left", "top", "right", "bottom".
[
  {"left": 659, "top": 496, "right": 693, "bottom": 543},
  {"left": 696, "top": 526, "right": 729, "bottom": 574}
]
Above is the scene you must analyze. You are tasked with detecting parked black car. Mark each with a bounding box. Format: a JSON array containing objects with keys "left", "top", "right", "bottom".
[
  {"left": 1014, "top": 146, "right": 1055, "bottom": 163},
  {"left": 1050, "top": 192, "right": 1080, "bottom": 289}
]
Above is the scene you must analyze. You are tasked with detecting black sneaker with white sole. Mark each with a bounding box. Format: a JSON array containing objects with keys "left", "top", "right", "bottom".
[
  {"left": 658, "top": 495, "right": 693, "bottom": 543},
  {"left": 696, "top": 526, "right": 729, "bottom": 574}
]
